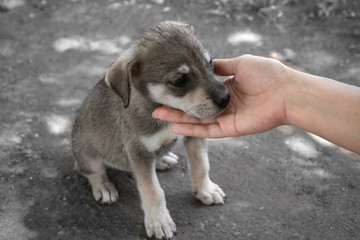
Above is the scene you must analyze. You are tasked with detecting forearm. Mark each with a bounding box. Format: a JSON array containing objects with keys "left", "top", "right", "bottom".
[{"left": 284, "top": 67, "right": 360, "bottom": 154}]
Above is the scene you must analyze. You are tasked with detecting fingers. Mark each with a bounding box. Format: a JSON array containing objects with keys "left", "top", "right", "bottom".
[
  {"left": 152, "top": 106, "right": 216, "bottom": 124},
  {"left": 153, "top": 106, "right": 195, "bottom": 123},
  {"left": 171, "top": 123, "right": 227, "bottom": 138},
  {"left": 153, "top": 106, "right": 229, "bottom": 138}
]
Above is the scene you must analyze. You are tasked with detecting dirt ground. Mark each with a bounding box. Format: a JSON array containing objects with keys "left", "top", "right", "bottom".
[{"left": 1, "top": 0, "right": 360, "bottom": 239}]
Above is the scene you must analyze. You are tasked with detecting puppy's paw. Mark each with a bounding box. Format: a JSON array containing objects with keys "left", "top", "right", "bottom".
[
  {"left": 144, "top": 208, "right": 176, "bottom": 239},
  {"left": 92, "top": 181, "right": 119, "bottom": 204},
  {"left": 194, "top": 179, "right": 226, "bottom": 205},
  {"left": 88, "top": 174, "right": 119, "bottom": 204},
  {"left": 156, "top": 152, "right": 179, "bottom": 171}
]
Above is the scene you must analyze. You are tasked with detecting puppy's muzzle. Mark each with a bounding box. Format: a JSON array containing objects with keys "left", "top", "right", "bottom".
[{"left": 210, "top": 84, "right": 230, "bottom": 110}]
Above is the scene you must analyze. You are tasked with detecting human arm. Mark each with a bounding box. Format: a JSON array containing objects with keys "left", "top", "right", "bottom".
[
  {"left": 152, "top": 55, "right": 360, "bottom": 154},
  {"left": 284, "top": 67, "right": 360, "bottom": 154}
]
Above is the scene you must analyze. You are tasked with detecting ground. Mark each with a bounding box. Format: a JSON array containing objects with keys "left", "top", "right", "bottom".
[{"left": 0, "top": 0, "right": 360, "bottom": 239}]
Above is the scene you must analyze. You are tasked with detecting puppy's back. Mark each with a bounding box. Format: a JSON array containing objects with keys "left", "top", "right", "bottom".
[{"left": 72, "top": 79, "right": 128, "bottom": 165}]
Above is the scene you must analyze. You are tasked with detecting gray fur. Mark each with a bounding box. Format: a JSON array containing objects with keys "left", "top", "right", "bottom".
[{"left": 71, "top": 21, "right": 229, "bottom": 239}]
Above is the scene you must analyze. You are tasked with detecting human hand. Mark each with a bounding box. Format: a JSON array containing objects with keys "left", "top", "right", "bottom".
[{"left": 152, "top": 54, "right": 289, "bottom": 138}]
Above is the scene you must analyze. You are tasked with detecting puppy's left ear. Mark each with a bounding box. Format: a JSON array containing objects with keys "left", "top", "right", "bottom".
[
  {"left": 105, "top": 58, "right": 140, "bottom": 108},
  {"left": 185, "top": 24, "right": 195, "bottom": 34}
]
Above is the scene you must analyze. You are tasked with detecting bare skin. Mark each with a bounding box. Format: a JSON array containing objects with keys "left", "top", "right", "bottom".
[{"left": 152, "top": 54, "right": 360, "bottom": 155}]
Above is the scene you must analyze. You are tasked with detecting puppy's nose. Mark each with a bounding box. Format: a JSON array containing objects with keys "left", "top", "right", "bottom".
[{"left": 214, "top": 93, "right": 230, "bottom": 109}]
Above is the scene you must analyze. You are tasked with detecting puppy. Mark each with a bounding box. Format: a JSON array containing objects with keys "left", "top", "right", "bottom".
[{"left": 71, "top": 21, "right": 230, "bottom": 239}]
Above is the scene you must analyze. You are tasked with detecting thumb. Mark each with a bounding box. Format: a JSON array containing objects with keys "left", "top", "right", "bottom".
[{"left": 214, "top": 57, "right": 242, "bottom": 76}]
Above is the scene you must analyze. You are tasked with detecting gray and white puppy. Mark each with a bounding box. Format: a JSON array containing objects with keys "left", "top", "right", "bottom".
[{"left": 71, "top": 21, "right": 230, "bottom": 239}]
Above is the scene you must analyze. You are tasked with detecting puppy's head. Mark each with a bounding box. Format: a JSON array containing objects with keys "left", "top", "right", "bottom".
[{"left": 105, "top": 21, "right": 230, "bottom": 118}]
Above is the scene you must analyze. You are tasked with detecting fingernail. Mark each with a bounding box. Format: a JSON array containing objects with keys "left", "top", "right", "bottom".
[
  {"left": 171, "top": 125, "right": 178, "bottom": 134},
  {"left": 152, "top": 109, "right": 158, "bottom": 118},
  {"left": 171, "top": 125, "right": 182, "bottom": 135}
]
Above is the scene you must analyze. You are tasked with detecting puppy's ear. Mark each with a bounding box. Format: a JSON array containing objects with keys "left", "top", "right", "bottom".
[
  {"left": 105, "top": 58, "right": 139, "bottom": 108},
  {"left": 162, "top": 21, "right": 195, "bottom": 34},
  {"left": 185, "top": 24, "right": 195, "bottom": 34}
]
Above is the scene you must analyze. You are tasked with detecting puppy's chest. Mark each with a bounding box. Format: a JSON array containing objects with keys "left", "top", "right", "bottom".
[{"left": 140, "top": 126, "right": 182, "bottom": 153}]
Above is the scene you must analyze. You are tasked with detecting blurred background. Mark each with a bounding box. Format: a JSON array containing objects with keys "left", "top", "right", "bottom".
[{"left": 0, "top": 0, "right": 359, "bottom": 239}]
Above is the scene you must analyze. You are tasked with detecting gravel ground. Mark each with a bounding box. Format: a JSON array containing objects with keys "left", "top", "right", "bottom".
[{"left": 1, "top": 0, "right": 360, "bottom": 239}]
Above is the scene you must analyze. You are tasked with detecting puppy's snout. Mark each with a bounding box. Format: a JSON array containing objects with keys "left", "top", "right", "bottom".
[
  {"left": 210, "top": 83, "right": 230, "bottom": 110},
  {"left": 214, "top": 92, "right": 230, "bottom": 109}
]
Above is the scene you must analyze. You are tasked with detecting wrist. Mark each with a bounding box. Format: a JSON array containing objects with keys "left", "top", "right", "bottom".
[
  {"left": 282, "top": 67, "right": 337, "bottom": 135},
  {"left": 282, "top": 66, "right": 313, "bottom": 127},
  {"left": 272, "top": 62, "right": 299, "bottom": 126}
]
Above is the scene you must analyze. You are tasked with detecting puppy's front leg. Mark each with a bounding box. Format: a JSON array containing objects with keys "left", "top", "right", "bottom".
[
  {"left": 128, "top": 147, "right": 176, "bottom": 239},
  {"left": 184, "top": 137, "right": 226, "bottom": 205}
]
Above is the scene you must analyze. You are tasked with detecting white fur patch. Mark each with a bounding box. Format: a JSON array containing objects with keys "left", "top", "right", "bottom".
[
  {"left": 177, "top": 64, "right": 189, "bottom": 74},
  {"left": 140, "top": 126, "right": 179, "bottom": 152},
  {"left": 204, "top": 51, "right": 211, "bottom": 63}
]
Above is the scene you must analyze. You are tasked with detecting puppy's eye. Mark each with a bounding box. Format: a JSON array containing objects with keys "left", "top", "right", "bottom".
[
  {"left": 209, "top": 58, "right": 214, "bottom": 71},
  {"left": 170, "top": 75, "right": 187, "bottom": 87}
]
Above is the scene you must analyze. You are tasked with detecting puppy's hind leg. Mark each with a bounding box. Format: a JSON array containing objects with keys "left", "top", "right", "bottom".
[
  {"left": 156, "top": 152, "right": 179, "bottom": 171},
  {"left": 75, "top": 156, "right": 119, "bottom": 204}
]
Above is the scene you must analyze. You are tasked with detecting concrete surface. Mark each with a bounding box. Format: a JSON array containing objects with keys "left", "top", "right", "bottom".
[{"left": 1, "top": 0, "right": 360, "bottom": 239}]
